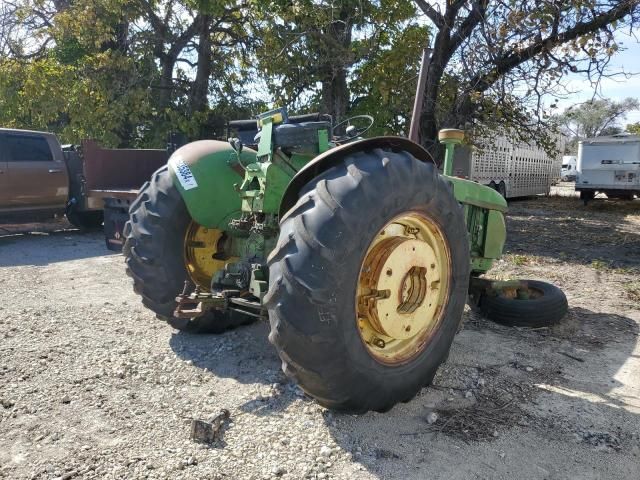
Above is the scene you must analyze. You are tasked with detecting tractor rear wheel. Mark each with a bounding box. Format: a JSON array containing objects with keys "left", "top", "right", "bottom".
[
  {"left": 266, "top": 148, "right": 470, "bottom": 413},
  {"left": 123, "top": 165, "right": 254, "bottom": 334}
]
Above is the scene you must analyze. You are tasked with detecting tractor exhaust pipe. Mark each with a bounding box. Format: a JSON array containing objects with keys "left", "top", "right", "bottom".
[{"left": 408, "top": 48, "right": 432, "bottom": 144}]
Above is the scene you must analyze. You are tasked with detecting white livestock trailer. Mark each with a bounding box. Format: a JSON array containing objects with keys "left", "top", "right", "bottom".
[{"left": 451, "top": 134, "right": 564, "bottom": 199}]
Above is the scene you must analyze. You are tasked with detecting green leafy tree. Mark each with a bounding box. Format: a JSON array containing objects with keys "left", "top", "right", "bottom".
[
  {"left": 349, "top": 24, "right": 429, "bottom": 136},
  {"left": 0, "top": 1, "right": 153, "bottom": 146},
  {"left": 413, "top": 0, "right": 640, "bottom": 154},
  {"left": 626, "top": 122, "right": 640, "bottom": 135},
  {"left": 254, "top": 0, "right": 423, "bottom": 125},
  {"left": 0, "top": 0, "right": 257, "bottom": 146},
  {"left": 558, "top": 98, "right": 639, "bottom": 139}
]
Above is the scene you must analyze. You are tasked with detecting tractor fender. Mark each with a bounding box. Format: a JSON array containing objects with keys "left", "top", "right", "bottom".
[
  {"left": 279, "top": 136, "right": 435, "bottom": 218},
  {"left": 167, "top": 140, "right": 257, "bottom": 228}
]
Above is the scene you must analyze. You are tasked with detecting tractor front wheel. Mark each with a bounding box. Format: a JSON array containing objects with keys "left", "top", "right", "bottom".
[
  {"left": 123, "top": 165, "right": 253, "bottom": 334},
  {"left": 266, "top": 148, "right": 470, "bottom": 412}
]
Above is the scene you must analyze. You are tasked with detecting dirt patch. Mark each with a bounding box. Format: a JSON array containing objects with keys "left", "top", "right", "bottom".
[{"left": 427, "top": 360, "right": 550, "bottom": 443}]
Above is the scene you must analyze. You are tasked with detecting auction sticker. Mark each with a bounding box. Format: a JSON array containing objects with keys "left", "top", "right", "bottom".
[{"left": 170, "top": 156, "right": 198, "bottom": 190}]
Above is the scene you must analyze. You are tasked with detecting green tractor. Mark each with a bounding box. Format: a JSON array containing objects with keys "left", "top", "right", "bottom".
[{"left": 124, "top": 105, "right": 566, "bottom": 414}]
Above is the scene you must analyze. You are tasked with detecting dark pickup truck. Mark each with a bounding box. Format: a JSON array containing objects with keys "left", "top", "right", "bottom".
[{"left": 0, "top": 128, "right": 167, "bottom": 250}]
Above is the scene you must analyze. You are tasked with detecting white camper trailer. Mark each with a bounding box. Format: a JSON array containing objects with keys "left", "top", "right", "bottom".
[
  {"left": 576, "top": 134, "right": 640, "bottom": 203},
  {"left": 451, "top": 134, "right": 563, "bottom": 199}
]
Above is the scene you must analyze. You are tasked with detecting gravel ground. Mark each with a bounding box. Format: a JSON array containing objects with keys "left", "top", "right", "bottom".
[{"left": 1, "top": 197, "right": 639, "bottom": 480}]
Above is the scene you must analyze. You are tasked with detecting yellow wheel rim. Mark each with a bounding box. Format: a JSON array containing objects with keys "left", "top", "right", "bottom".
[
  {"left": 356, "top": 212, "right": 451, "bottom": 365},
  {"left": 183, "top": 222, "right": 229, "bottom": 288}
]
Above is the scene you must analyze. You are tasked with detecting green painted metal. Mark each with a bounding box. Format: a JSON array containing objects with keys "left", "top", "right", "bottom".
[
  {"left": 440, "top": 131, "right": 463, "bottom": 176},
  {"left": 442, "top": 145, "right": 508, "bottom": 275},
  {"left": 484, "top": 210, "right": 506, "bottom": 259},
  {"left": 443, "top": 142, "right": 455, "bottom": 176},
  {"left": 237, "top": 157, "right": 294, "bottom": 214},
  {"left": 257, "top": 118, "right": 273, "bottom": 159},
  {"left": 448, "top": 177, "right": 508, "bottom": 212},
  {"left": 169, "top": 108, "right": 508, "bottom": 296},
  {"left": 168, "top": 140, "right": 252, "bottom": 228},
  {"left": 318, "top": 128, "right": 330, "bottom": 153}
]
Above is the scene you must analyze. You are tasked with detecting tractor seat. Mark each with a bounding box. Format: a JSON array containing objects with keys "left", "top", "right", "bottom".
[{"left": 229, "top": 113, "right": 332, "bottom": 149}]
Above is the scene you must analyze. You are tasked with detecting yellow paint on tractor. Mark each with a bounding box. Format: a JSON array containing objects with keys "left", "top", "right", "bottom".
[
  {"left": 356, "top": 212, "right": 451, "bottom": 365},
  {"left": 183, "top": 222, "right": 229, "bottom": 288}
]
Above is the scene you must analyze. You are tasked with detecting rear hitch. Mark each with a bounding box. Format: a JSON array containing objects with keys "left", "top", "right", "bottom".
[
  {"left": 173, "top": 281, "right": 267, "bottom": 320},
  {"left": 174, "top": 282, "right": 226, "bottom": 318}
]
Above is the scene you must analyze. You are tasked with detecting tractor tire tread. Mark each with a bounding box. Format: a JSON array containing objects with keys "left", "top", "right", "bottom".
[
  {"left": 124, "top": 166, "right": 254, "bottom": 334},
  {"left": 267, "top": 147, "right": 470, "bottom": 413}
]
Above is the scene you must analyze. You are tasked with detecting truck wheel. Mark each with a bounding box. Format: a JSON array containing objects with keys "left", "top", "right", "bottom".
[
  {"left": 123, "top": 165, "right": 254, "bottom": 334},
  {"left": 66, "top": 209, "right": 104, "bottom": 230},
  {"left": 266, "top": 148, "right": 470, "bottom": 412},
  {"left": 479, "top": 280, "right": 567, "bottom": 327},
  {"left": 497, "top": 181, "right": 507, "bottom": 199},
  {"left": 607, "top": 193, "right": 634, "bottom": 201},
  {"left": 580, "top": 190, "right": 595, "bottom": 205}
]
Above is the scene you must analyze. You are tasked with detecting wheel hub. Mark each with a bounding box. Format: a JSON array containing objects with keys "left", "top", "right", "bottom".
[
  {"left": 358, "top": 237, "right": 440, "bottom": 340},
  {"left": 183, "top": 222, "right": 228, "bottom": 288},
  {"left": 356, "top": 213, "right": 450, "bottom": 365}
]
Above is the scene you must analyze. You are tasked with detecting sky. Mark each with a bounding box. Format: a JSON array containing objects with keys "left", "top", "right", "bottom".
[{"left": 553, "top": 30, "right": 640, "bottom": 127}]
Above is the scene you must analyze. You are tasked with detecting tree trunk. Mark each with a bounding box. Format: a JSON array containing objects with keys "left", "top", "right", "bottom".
[
  {"left": 321, "top": 69, "right": 348, "bottom": 123},
  {"left": 157, "top": 56, "right": 177, "bottom": 112},
  {"left": 319, "top": 5, "right": 353, "bottom": 123},
  {"left": 419, "top": 62, "right": 443, "bottom": 157},
  {"left": 190, "top": 15, "right": 212, "bottom": 115},
  {"left": 419, "top": 38, "right": 450, "bottom": 160},
  {"left": 100, "top": 22, "right": 129, "bottom": 53}
]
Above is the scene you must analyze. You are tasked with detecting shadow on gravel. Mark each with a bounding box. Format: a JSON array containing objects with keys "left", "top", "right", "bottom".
[
  {"left": 0, "top": 229, "right": 113, "bottom": 266},
  {"left": 320, "top": 306, "right": 640, "bottom": 478},
  {"left": 169, "top": 321, "right": 297, "bottom": 415},
  {"left": 165, "top": 289, "right": 640, "bottom": 477},
  {"left": 504, "top": 197, "right": 640, "bottom": 269}
]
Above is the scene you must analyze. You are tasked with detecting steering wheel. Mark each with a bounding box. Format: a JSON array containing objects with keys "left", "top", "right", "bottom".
[{"left": 332, "top": 115, "right": 374, "bottom": 142}]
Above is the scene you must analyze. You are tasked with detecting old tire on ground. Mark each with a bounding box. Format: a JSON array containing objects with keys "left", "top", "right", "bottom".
[
  {"left": 123, "top": 165, "right": 254, "bottom": 334},
  {"left": 479, "top": 279, "right": 567, "bottom": 327},
  {"left": 266, "top": 148, "right": 470, "bottom": 413},
  {"left": 66, "top": 209, "right": 104, "bottom": 230}
]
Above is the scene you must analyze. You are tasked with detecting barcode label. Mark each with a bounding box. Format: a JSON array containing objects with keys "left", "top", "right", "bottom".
[{"left": 170, "top": 157, "right": 198, "bottom": 190}]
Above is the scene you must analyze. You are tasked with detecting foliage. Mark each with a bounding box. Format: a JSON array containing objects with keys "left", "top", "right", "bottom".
[
  {"left": 0, "top": 0, "right": 259, "bottom": 147},
  {"left": 557, "top": 97, "right": 640, "bottom": 139},
  {"left": 414, "top": 0, "right": 640, "bottom": 155},
  {"left": 253, "top": 0, "right": 424, "bottom": 125},
  {"left": 627, "top": 122, "right": 640, "bottom": 135},
  {"left": 349, "top": 23, "right": 429, "bottom": 136},
  {"left": 0, "top": 0, "right": 638, "bottom": 151}
]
